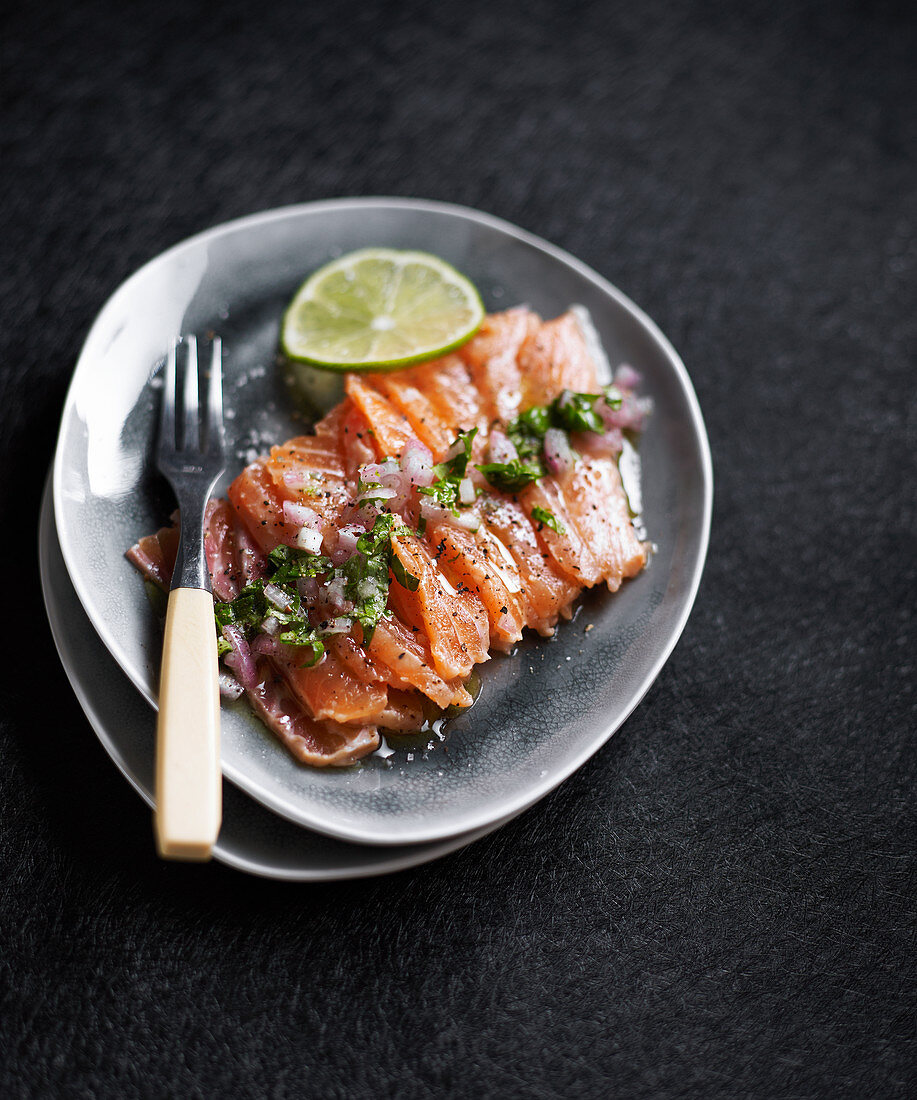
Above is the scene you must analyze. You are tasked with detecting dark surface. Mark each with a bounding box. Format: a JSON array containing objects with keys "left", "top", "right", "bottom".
[{"left": 2, "top": 1, "right": 915, "bottom": 1097}]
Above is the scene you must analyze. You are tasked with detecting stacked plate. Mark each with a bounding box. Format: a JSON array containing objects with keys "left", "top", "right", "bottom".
[{"left": 43, "top": 198, "right": 712, "bottom": 881}]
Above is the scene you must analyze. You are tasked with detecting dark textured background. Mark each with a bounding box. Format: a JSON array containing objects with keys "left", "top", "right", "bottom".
[{"left": 2, "top": 1, "right": 915, "bottom": 1096}]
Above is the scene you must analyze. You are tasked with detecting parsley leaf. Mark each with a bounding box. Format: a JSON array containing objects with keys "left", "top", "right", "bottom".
[
  {"left": 531, "top": 505, "right": 566, "bottom": 535},
  {"left": 507, "top": 406, "right": 551, "bottom": 458},
  {"left": 551, "top": 390, "right": 604, "bottom": 434},
  {"left": 267, "top": 544, "right": 332, "bottom": 585},
  {"left": 475, "top": 457, "right": 545, "bottom": 492}
]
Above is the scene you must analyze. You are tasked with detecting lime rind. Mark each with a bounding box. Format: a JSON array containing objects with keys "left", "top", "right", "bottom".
[{"left": 280, "top": 248, "right": 484, "bottom": 372}]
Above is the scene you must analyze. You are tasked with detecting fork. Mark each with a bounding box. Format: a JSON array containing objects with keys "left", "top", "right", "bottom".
[{"left": 154, "top": 335, "right": 226, "bottom": 860}]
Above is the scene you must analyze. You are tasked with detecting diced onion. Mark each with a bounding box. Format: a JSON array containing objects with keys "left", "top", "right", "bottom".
[
  {"left": 444, "top": 437, "right": 466, "bottom": 462},
  {"left": 454, "top": 512, "right": 481, "bottom": 531},
  {"left": 222, "top": 625, "right": 257, "bottom": 689},
  {"left": 219, "top": 671, "right": 245, "bottom": 700},
  {"left": 295, "top": 526, "right": 323, "bottom": 553},
  {"left": 420, "top": 498, "right": 451, "bottom": 525},
  {"left": 283, "top": 500, "right": 320, "bottom": 528},
  {"left": 544, "top": 428, "right": 575, "bottom": 477},
  {"left": 251, "top": 634, "right": 281, "bottom": 657},
  {"left": 488, "top": 429, "right": 519, "bottom": 464},
  {"left": 458, "top": 477, "right": 475, "bottom": 505},
  {"left": 261, "top": 615, "right": 280, "bottom": 636},
  {"left": 615, "top": 363, "right": 642, "bottom": 390},
  {"left": 264, "top": 582, "right": 292, "bottom": 611},
  {"left": 282, "top": 468, "right": 320, "bottom": 490},
  {"left": 401, "top": 439, "right": 434, "bottom": 487},
  {"left": 337, "top": 524, "right": 363, "bottom": 555},
  {"left": 322, "top": 617, "right": 352, "bottom": 635},
  {"left": 325, "top": 575, "right": 351, "bottom": 611}
]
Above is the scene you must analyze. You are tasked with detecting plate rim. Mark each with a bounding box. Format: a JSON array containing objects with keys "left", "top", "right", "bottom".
[{"left": 52, "top": 195, "right": 713, "bottom": 846}]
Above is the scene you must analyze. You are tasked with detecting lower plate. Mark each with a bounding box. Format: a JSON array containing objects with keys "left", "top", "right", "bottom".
[{"left": 39, "top": 480, "right": 506, "bottom": 881}]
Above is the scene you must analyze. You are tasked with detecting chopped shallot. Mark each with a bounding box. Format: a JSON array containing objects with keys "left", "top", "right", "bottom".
[
  {"left": 401, "top": 439, "right": 435, "bottom": 487},
  {"left": 219, "top": 671, "right": 245, "bottom": 700},
  {"left": 295, "top": 526, "right": 323, "bottom": 553},
  {"left": 283, "top": 500, "right": 321, "bottom": 529},
  {"left": 222, "top": 625, "right": 256, "bottom": 689},
  {"left": 488, "top": 429, "right": 518, "bottom": 464},
  {"left": 543, "top": 427, "right": 575, "bottom": 476},
  {"left": 264, "top": 582, "right": 292, "bottom": 611}
]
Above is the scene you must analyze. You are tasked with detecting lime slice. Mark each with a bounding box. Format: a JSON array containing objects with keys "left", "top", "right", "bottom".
[{"left": 281, "top": 248, "right": 484, "bottom": 371}]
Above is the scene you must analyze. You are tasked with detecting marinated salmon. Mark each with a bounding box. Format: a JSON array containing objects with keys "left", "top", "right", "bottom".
[{"left": 128, "top": 308, "right": 650, "bottom": 767}]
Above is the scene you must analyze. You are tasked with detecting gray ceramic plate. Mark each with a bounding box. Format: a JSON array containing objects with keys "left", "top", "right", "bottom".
[
  {"left": 39, "top": 480, "right": 509, "bottom": 879},
  {"left": 53, "top": 198, "right": 712, "bottom": 847}
]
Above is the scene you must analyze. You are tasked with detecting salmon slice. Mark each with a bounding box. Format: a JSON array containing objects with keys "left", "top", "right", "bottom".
[
  {"left": 345, "top": 375, "right": 418, "bottom": 460},
  {"left": 517, "top": 311, "right": 600, "bottom": 409},
  {"left": 378, "top": 690, "right": 427, "bottom": 732},
  {"left": 246, "top": 660, "right": 379, "bottom": 766},
  {"left": 400, "top": 354, "right": 487, "bottom": 439},
  {"left": 370, "top": 374, "right": 455, "bottom": 460},
  {"left": 429, "top": 521, "right": 526, "bottom": 652},
  {"left": 519, "top": 477, "right": 604, "bottom": 586},
  {"left": 203, "top": 499, "right": 242, "bottom": 601},
  {"left": 227, "top": 462, "right": 291, "bottom": 553},
  {"left": 340, "top": 400, "right": 378, "bottom": 478},
  {"left": 227, "top": 460, "right": 349, "bottom": 554},
  {"left": 387, "top": 531, "right": 490, "bottom": 680},
  {"left": 127, "top": 501, "right": 239, "bottom": 599},
  {"left": 265, "top": 434, "right": 346, "bottom": 485},
  {"left": 126, "top": 512, "right": 179, "bottom": 591},
  {"left": 325, "top": 630, "right": 387, "bottom": 683},
  {"left": 368, "top": 616, "right": 473, "bottom": 709},
  {"left": 543, "top": 455, "right": 647, "bottom": 590},
  {"left": 478, "top": 495, "right": 581, "bottom": 636},
  {"left": 274, "top": 648, "right": 389, "bottom": 724},
  {"left": 459, "top": 307, "right": 541, "bottom": 422}
]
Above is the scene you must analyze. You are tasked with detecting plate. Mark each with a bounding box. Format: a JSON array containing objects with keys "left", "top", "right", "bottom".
[
  {"left": 39, "top": 479, "right": 508, "bottom": 879},
  {"left": 53, "top": 197, "right": 712, "bottom": 846}
]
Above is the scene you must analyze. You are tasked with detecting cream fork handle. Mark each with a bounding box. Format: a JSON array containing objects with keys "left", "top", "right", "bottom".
[{"left": 154, "top": 587, "right": 222, "bottom": 860}]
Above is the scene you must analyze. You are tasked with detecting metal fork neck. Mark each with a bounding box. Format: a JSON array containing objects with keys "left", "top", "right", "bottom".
[{"left": 172, "top": 492, "right": 212, "bottom": 593}]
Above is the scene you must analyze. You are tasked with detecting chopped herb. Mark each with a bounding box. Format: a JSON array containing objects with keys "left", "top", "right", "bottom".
[
  {"left": 390, "top": 552, "right": 421, "bottom": 592},
  {"left": 214, "top": 577, "right": 325, "bottom": 667},
  {"left": 551, "top": 390, "right": 604, "bottom": 435},
  {"left": 531, "top": 505, "right": 566, "bottom": 535},
  {"left": 475, "top": 457, "right": 545, "bottom": 492},
  {"left": 418, "top": 427, "right": 478, "bottom": 514},
  {"left": 507, "top": 405, "right": 551, "bottom": 458},
  {"left": 267, "top": 544, "right": 331, "bottom": 585},
  {"left": 333, "top": 512, "right": 418, "bottom": 644}
]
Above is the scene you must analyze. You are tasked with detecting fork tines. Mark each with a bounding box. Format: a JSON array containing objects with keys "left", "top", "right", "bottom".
[{"left": 160, "top": 335, "right": 224, "bottom": 459}]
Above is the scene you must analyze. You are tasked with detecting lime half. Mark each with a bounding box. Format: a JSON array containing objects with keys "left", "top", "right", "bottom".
[{"left": 281, "top": 248, "right": 484, "bottom": 371}]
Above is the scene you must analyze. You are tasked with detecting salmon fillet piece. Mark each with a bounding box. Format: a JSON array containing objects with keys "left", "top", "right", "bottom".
[
  {"left": 370, "top": 374, "right": 456, "bottom": 460},
  {"left": 478, "top": 494, "right": 581, "bottom": 636},
  {"left": 459, "top": 307, "right": 541, "bottom": 422},
  {"left": 387, "top": 531, "right": 490, "bottom": 681},
  {"left": 345, "top": 375, "right": 418, "bottom": 459},
  {"left": 396, "top": 354, "right": 487, "bottom": 439},
  {"left": 368, "top": 616, "right": 473, "bottom": 709},
  {"left": 246, "top": 660, "right": 380, "bottom": 766},
  {"left": 428, "top": 521, "right": 526, "bottom": 652},
  {"left": 517, "top": 311, "right": 600, "bottom": 408},
  {"left": 274, "top": 648, "right": 389, "bottom": 725}
]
